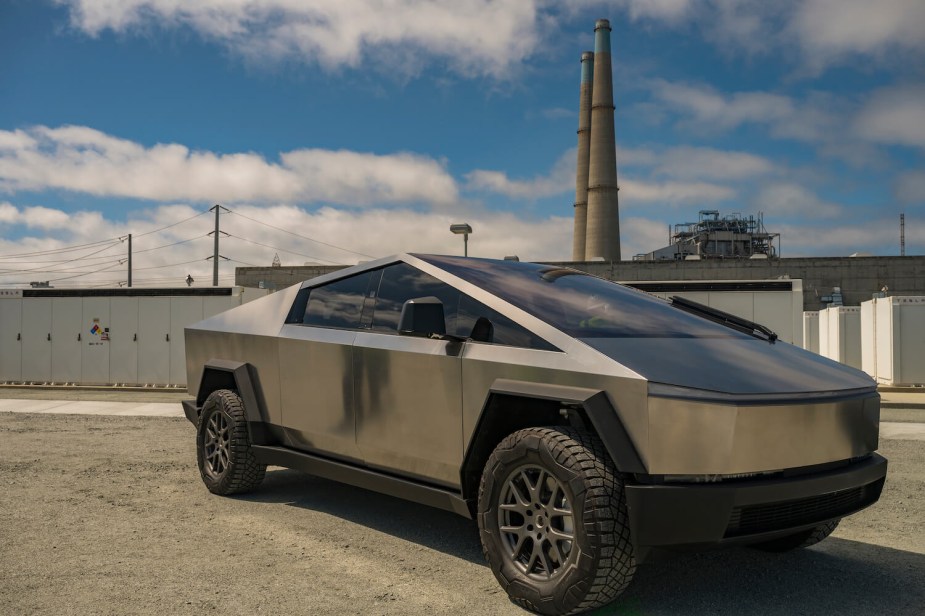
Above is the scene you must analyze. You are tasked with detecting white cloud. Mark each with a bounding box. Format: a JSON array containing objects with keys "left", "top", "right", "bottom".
[
  {"left": 790, "top": 0, "right": 925, "bottom": 71},
  {"left": 855, "top": 85, "right": 925, "bottom": 150},
  {"left": 57, "top": 0, "right": 539, "bottom": 79},
  {"left": 620, "top": 178, "right": 735, "bottom": 206},
  {"left": 652, "top": 146, "right": 775, "bottom": 180},
  {"left": 895, "top": 172, "right": 925, "bottom": 205},
  {"left": 566, "top": 0, "right": 694, "bottom": 24},
  {"left": 648, "top": 80, "right": 795, "bottom": 132},
  {"left": 749, "top": 183, "right": 842, "bottom": 219},
  {"left": 465, "top": 149, "right": 575, "bottom": 200},
  {"left": 0, "top": 125, "right": 459, "bottom": 207}
]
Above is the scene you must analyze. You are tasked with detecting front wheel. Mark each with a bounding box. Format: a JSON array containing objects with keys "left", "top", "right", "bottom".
[
  {"left": 196, "top": 389, "right": 266, "bottom": 495},
  {"left": 478, "top": 427, "right": 636, "bottom": 616}
]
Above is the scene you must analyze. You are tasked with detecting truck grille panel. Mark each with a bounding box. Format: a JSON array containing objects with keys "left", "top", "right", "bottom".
[{"left": 725, "top": 478, "right": 884, "bottom": 537}]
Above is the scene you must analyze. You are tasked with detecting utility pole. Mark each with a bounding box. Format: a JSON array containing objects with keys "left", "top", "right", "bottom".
[
  {"left": 208, "top": 204, "right": 229, "bottom": 286},
  {"left": 127, "top": 233, "right": 132, "bottom": 287},
  {"left": 901, "top": 213, "right": 905, "bottom": 257}
]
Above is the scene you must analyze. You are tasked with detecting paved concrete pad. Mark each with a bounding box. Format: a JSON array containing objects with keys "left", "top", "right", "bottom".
[
  {"left": 879, "top": 421, "right": 925, "bottom": 441},
  {"left": 0, "top": 398, "right": 184, "bottom": 417}
]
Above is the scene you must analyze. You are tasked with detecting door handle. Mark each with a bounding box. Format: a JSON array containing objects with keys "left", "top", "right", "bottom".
[
  {"left": 78, "top": 333, "right": 81, "bottom": 341},
  {"left": 166, "top": 333, "right": 170, "bottom": 342},
  {"left": 133, "top": 333, "right": 137, "bottom": 342},
  {"left": 47, "top": 333, "right": 51, "bottom": 341},
  {"left": 17, "top": 333, "right": 20, "bottom": 341}
]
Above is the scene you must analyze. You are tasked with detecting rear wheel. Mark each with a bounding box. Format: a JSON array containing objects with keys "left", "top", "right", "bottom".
[
  {"left": 478, "top": 427, "right": 635, "bottom": 615},
  {"left": 751, "top": 519, "right": 840, "bottom": 552},
  {"left": 196, "top": 389, "right": 266, "bottom": 495}
]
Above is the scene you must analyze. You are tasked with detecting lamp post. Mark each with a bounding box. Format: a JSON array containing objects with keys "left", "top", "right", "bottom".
[{"left": 450, "top": 223, "right": 473, "bottom": 257}]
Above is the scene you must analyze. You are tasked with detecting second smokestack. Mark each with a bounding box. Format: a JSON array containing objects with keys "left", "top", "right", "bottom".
[{"left": 572, "top": 51, "right": 594, "bottom": 261}]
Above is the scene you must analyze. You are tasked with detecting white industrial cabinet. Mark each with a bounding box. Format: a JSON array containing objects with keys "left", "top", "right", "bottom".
[
  {"left": 860, "top": 300, "right": 877, "bottom": 378},
  {"left": 21, "top": 297, "right": 52, "bottom": 382},
  {"left": 109, "top": 297, "right": 139, "bottom": 385},
  {"left": 81, "top": 297, "right": 111, "bottom": 385},
  {"left": 820, "top": 306, "right": 861, "bottom": 370},
  {"left": 0, "top": 298, "right": 23, "bottom": 381},
  {"left": 138, "top": 297, "right": 171, "bottom": 385},
  {"left": 875, "top": 297, "right": 925, "bottom": 386},
  {"left": 802, "top": 311, "right": 819, "bottom": 354},
  {"left": 51, "top": 297, "right": 83, "bottom": 383}
]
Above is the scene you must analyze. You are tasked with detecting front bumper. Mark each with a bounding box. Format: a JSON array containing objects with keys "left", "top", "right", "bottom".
[
  {"left": 181, "top": 399, "right": 199, "bottom": 425},
  {"left": 624, "top": 453, "right": 887, "bottom": 549}
]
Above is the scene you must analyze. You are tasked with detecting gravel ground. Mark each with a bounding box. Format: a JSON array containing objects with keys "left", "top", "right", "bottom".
[{"left": 0, "top": 413, "right": 922, "bottom": 616}]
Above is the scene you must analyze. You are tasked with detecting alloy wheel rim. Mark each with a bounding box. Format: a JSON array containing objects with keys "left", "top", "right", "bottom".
[
  {"left": 204, "top": 411, "right": 231, "bottom": 477},
  {"left": 498, "top": 465, "right": 575, "bottom": 580}
]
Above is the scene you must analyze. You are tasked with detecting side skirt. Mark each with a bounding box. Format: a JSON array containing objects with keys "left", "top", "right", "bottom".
[{"left": 252, "top": 445, "right": 472, "bottom": 519}]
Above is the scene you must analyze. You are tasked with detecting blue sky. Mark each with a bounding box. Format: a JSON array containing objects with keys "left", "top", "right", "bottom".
[{"left": 1, "top": 0, "right": 924, "bottom": 286}]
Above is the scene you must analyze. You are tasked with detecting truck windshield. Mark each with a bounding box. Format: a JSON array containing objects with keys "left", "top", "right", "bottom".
[{"left": 417, "top": 255, "right": 749, "bottom": 339}]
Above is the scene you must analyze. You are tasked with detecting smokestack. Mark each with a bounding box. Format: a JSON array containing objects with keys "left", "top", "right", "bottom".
[
  {"left": 572, "top": 51, "right": 594, "bottom": 261},
  {"left": 585, "top": 18, "right": 621, "bottom": 261}
]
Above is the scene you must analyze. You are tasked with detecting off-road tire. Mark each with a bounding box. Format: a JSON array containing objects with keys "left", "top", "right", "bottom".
[
  {"left": 751, "top": 519, "right": 841, "bottom": 552},
  {"left": 478, "top": 426, "right": 636, "bottom": 616},
  {"left": 196, "top": 389, "right": 266, "bottom": 495}
]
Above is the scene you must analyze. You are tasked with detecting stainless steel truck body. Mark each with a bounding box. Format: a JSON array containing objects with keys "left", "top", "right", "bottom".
[{"left": 183, "top": 254, "right": 886, "bottom": 616}]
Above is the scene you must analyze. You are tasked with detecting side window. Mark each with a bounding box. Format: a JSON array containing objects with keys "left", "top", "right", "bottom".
[
  {"left": 287, "top": 271, "right": 373, "bottom": 330},
  {"left": 369, "top": 262, "right": 558, "bottom": 351},
  {"left": 458, "top": 294, "right": 558, "bottom": 351},
  {"left": 371, "top": 263, "right": 460, "bottom": 333}
]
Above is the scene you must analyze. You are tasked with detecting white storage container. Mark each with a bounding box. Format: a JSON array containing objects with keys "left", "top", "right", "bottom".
[
  {"left": 21, "top": 297, "right": 52, "bottom": 382},
  {"left": 0, "top": 298, "right": 23, "bottom": 381},
  {"left": 821, "top": 306, "right": 862, "bottom": 370},
  {"left": 802, "top": 311, "right": 819, "bottom": 354},
  {"left": 860, "top": 300, "right": 877, "bottom": 378},
  {"left": 875, "top": 296, "right": 925, "bottom": 386}
]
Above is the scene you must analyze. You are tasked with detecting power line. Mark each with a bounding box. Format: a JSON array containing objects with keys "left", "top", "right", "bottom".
[
  {"left": 0, "top": 237, "right": 121, "bottom": 260},
  {"left": 130, "top": 209, "right": 210, "bottom": 238},
  {"left": 224, "top": 233, "right": 342, "bottom": 265},
  {"left": 0, "top": 241, "right": 124, "bottom": 276},
  {"left": 133, "top": 233, "right": 209, "bottom": 254},
  {"left": 225, "top": 208, "right": 373, "bottom": 259},
  {"left": 133, "top": 258, "right": 205, "bottom": 271}
]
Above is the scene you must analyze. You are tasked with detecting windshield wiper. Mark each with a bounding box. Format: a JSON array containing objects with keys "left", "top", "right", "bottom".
[{"left": 670, "top": 296, "right": 778, "bottom": 343}]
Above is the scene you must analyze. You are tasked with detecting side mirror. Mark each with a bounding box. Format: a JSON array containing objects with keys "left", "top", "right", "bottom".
[{"left": 398, "top": 297, "right": 446, "bottom": 337}]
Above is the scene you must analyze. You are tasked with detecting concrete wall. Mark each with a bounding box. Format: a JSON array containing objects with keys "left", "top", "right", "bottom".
[{"left": 235, "top": 256, "right": 925, "bottom": 312}]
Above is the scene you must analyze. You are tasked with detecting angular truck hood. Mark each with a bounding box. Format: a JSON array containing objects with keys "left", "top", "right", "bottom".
[{"left": 581, "top": 337, "right": 875, "bottom": 396}]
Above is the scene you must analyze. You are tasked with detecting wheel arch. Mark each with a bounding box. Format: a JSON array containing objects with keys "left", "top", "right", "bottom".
[
  {"left": 192, "top": 359, "right": 273, "bottom": 445},
  {"left": 460, "top": 379, "right": 646, "bottom": 510}
]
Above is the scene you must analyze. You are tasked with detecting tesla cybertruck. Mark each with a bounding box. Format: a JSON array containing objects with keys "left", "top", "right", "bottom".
[{"left": 183, "top": 254, "right": 886, "bottom": 616}]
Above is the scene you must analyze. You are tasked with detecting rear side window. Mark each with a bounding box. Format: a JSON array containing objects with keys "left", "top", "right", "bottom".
[{"left": 287, "top": 271, "right": 373, "bottom": 330}]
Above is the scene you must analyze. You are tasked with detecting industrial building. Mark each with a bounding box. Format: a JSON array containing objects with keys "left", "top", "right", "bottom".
[{"left": 636, "top": 210, "right": 780, "bottom": 261}]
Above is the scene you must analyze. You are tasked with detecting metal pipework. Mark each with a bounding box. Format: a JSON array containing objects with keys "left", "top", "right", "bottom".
[
  {"left": 585, "top": 18, "right": 621, "bottom": 262},
  {"left": 572, "top": 51, "right": 594, "bottom": 262}
]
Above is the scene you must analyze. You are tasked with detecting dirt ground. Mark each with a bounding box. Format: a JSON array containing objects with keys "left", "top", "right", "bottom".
[{"left": 1, "top": 413, "right": 923, "bottom": 616}]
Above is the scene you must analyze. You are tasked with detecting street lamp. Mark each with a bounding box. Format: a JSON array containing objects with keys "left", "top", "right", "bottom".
[{"left": 450, "top": 223, "right": 473, "bottom": 257}]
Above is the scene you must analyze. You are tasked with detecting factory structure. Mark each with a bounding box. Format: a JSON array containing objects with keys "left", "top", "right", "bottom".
[{"left": 635, "top": 210, "right": 780, "bottom": 261}]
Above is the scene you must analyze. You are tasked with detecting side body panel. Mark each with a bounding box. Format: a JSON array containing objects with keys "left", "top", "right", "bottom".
[
  {"left": 354, "top": 332, "right": 463, "bottom": 487},
  {"left": 277, "top": 326, "right": 360, "bottom": 461}
]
